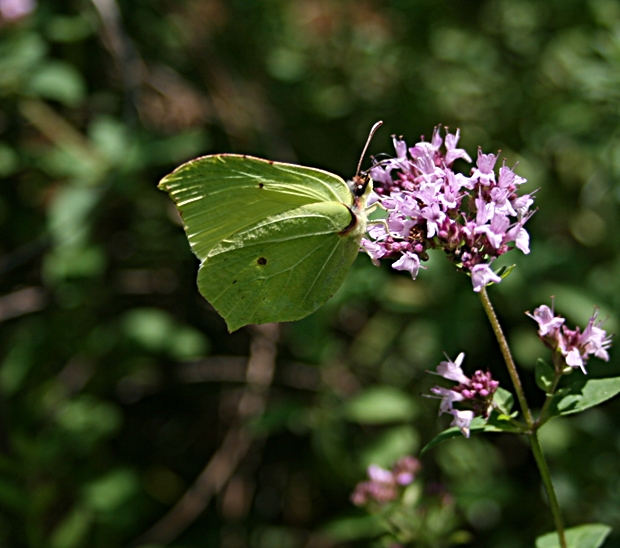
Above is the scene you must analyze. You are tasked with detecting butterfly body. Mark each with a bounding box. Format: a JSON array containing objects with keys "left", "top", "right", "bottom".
[{"left": 159, "top": 154, "right": 371, "bottom": 331}]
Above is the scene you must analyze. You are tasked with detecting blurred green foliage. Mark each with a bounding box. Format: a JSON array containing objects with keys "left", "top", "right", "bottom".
[{"left": 0, "top": 0, "right": 619, "bottom": 547}]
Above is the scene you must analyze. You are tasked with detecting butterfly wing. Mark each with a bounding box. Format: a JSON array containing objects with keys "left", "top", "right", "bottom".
[
  {"left": 158, "top": 154, "right": 353, "bottom": 260},
  {"left": 159, "top": 154, "right": 366, "bottom": 331},
  {"left": 199, "top": 201, "right": 362, "bottom": 331}
]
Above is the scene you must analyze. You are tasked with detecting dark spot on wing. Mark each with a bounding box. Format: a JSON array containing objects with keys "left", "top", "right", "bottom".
[
  {"left": 258, "top": 183, "right": 264, "bottom": 188},
  {"left": 232, "top": 279, "right": 237, "bottom": 284},
  {"left": 257, "top": 257, "right": 267, "bottom": 266}
]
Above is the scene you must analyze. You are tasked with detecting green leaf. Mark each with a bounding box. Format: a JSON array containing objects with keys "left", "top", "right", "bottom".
[
  {"left": 89, "top": 116, "right": 131, "bottom": 165},
  {"left": 486, "top": 411, "right": 522, "bottom": 431},
  {"left": 0, "top": 143, "right": 18, "bottom": 176},
  {"left": 421, "top": 417, "right": 488, "bottom": 454},
  {"left": 344, "top": 386, "right": 417, "bottom": 424},
  {"left": 321, "top": 514, "right": 384, "bottom": 542},
  {"left": 0, "top": 332, "right": 34, "bottom": 396},
  {"left": 496, "top": 263, "right": 516, "bottom": 279},
  {"left": 83, "top": 469, "right": 140, "bottom": 513},
  {"left": 56, "top": 395, "right": 122, "bottom": 445},
  {"left": 547, "top": 376, "right": 620, "bottom": 418},
  {"left": 247, "top": 401, "right": 305, "bottom": 435},
  {"left": 50, "top": 507, "right": 92, "bottom": 548},
  {"left": 121, "top": 308, "right": 210, "bottom": 358},
  {"left": 360, "top": 425, "right": 419, "bottom": 467},
  {"left": 535, "top": 523, "right": 611, "bottom": 548},
  {"left": 421, "top": 409, "right": 522, "bottom": 454},
  {"left": 27, "top": 61, "right": 85, "bottom": 106},
  {"left": 44, "top": 246, "right": 106, "bottom": 281},
  {"left": 0, "top": 33, "right": 46, "bottom": 90},
  {"left": 536, "top": 359, "right": 555, "bottom": 392},
  {"left": 493, "top": 387, "right": 515, "bottom": 415},
  {"left": 46, "top": 15, "right": 95, "bottom": 43}
]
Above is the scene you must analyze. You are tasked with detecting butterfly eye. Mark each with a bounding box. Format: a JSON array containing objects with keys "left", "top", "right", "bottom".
[{"left": 352, "top": 173, "right": 371, "bottom": 197}]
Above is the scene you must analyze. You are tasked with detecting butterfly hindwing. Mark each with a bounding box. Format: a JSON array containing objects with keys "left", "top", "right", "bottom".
[{"left": 198, "top": 202, "right": 361, "bottom": 331}]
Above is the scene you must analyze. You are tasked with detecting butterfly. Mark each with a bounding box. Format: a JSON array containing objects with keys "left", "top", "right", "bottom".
[{"left": 158, "top": 122, "right": 382, "bottom": 332}]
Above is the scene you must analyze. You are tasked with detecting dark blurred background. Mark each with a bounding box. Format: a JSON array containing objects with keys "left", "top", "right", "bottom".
[{"left": 0, "top": 0, "right": 619, "bottom": 547}]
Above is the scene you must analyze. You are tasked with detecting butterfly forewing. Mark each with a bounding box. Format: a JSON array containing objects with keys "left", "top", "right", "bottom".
[{"left": 159, "top": 154, "right": 353, "bottom": 260}]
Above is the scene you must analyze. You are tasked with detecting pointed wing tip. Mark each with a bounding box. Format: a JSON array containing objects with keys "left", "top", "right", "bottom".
[
  {"left": 223, "top": 316, "right": 249, "bottom": 333},
  {"left": 158, "top": 169, "right": 183, "bottom": 191},
  {"left": 225, "top": 324, "right": 240, "bottom": 334},
  {"left": 157, "top": 177, "right": 170, "bottom": 191}
]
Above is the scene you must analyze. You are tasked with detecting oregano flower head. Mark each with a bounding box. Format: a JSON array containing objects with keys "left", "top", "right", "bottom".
[
  {"left": 528, "top": 304, "right": 612, "bottom": 374},
  {"left": 429, "top": 352, "right": 500, "bottom": 438},
  {"left": 0, "top": 0, "right": 35, "bottom": 21},
  {"left": 364, "top": 127, "right": 535, "bottom": 291},
  {"left": 351, "top": 456, "right": 421, "bottom": 506}
]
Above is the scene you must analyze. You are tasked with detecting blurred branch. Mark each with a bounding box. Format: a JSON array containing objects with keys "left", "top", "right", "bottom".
[
  {"left": 132, "top": 323, "right": 280, "bottom": 546},
  {"left": 89, "top": 0, "right": 141, "bottom": 124},
  {"left": 0, "top": 287, "right": 46, "bottom": 322},
  {"left": 19, "top": 100, "right": 102, "bottom": 166},
  {"left": 177, "top": 356, "right": 321, "bottom": 391},
  {"left": 93, "top": 0, "right": 293, "bottom": 155},
  {"left": 92, "top": 0, "right": 212, "bottom": 134}
]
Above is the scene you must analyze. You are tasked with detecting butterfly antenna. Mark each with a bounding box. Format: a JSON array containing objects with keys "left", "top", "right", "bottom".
[{"left": 356, "top": 120, "right": 383, "bottom": 176}]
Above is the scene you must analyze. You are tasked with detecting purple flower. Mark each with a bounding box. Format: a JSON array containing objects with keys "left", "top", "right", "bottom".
[
  {"left": 474, "top": 213, "right": 511, "bottom": 249},
  {"left": 528, "top": 304, "right": 613, "bottom": 374},
  {"left": 445, "top": 128, "right": 472, "bottom": 165},
  {"left": 0, "top": 0, "right": 35, "bottom": 20},
  {"left": 430, "top": 385, "right": 465, "bottom": 414},
  {"left": 392, "top": 456, "right": 421, "bottom": 485},
  {"left": 368, "top": 464, "right": 393, "bottom": 484},
  {"left": 429, "top": 353, "right": 500, "bottom": 438},
  {"left": 449, "top": 409, "right": 475, "bottom": 438},
  {"left": 506, "top": 222, "right": 530, "bottom": 254},
  {"left": 581, "top": 310, "right": 612, "bottom": 361},
  {"left": 392, "top": 251, "right": 421, "bottom": 279},
  {"left": 436, "top": 352, "right": 469, "bottom": 384},
  {"left": 470, "top": 264, "right": 502, "bottom": 292},
  {"left": 361, "top": 238, "right": 386, "bottom": 266},
  {"left": 363, "top": 127, "right": 534, "bottom": 292},
  {"left": 528, "top": 304, "right": 564, "bottom": 337},
  {"left": 351, "top": 456, "right": 421, "bottom": 506},
  {"left": 470, "top": 150, "right": 498, "bottom": 186}
]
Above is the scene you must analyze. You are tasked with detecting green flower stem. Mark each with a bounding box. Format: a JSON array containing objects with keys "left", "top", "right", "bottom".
[
  {"left": 530, "top": 431, "right": 567, "bottom": 548},
  {"left": 537, "top": 371, "right": 563, "bottom": 428},
  {"left": 479, "top": 287, "right": 533, "bottom": 428},
  {"left": 479, "top": 287, "right": 567, "bottom": 548}
]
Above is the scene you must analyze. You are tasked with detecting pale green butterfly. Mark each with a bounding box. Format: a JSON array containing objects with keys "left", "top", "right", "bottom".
[{"left": 159, "top": 122, "right": 382, "bottom": 332}]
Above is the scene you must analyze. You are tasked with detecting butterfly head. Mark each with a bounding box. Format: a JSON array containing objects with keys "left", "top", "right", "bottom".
[{"left": 350, "top": 171, "right": 373, "bottom": 212}]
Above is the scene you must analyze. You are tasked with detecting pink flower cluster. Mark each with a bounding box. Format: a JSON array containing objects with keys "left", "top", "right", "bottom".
[
  {"left": 528, "top": 304, "right": 612, "bottom": 374},
  {"left": 351, "top": 456, "right": 421, "bottom": 506},
  {"left": 429, "top": 352, "right": 499, "bottom": 438},
  {"left": 0, "top": 0, "right": 35, "bottom": 21},
  {"left": 363, "top": 127, "right": 534, "bottom": 291}
]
